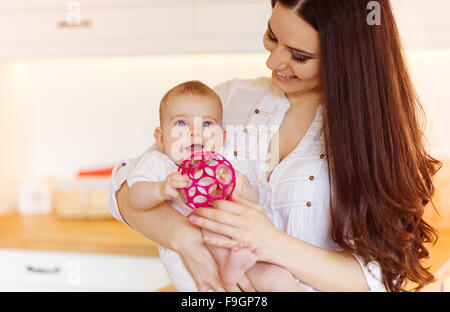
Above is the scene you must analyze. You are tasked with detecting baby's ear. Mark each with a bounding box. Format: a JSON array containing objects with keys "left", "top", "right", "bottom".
[{"left": 154, "top": 127, "right": 164, "bottom": 151}]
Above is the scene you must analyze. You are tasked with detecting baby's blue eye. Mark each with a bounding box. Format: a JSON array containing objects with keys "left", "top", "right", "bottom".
[
  {"left": 175, "top": 120, "right": 186, "bottom": 127},
  {"left": 202, "top": 121, "right": 213, "bottom": 127}
]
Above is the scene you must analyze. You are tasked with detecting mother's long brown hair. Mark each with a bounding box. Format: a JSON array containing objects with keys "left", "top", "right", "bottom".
[{"left": 271, "top": 0, "right": 441, "bottom": 291}]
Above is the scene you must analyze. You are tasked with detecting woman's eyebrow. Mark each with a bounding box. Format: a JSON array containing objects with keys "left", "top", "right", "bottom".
[{"left": 267, "top": 21, "right": 316, "bottom": 58}]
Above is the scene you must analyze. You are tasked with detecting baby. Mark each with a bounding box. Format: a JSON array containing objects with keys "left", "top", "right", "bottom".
[
  {"left": 127, "top": 80, "right": 305, "bottom": 292},
  {"left": 127, "top": 80, "right": 260, "bottom": 287}
]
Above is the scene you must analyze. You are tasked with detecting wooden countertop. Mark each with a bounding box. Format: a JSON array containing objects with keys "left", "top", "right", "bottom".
[
  {"left": 0, "top": 212, "right": 448, "bottom": 292},
  {"left": 0, "top": 212, "right": 159, "bottom": 257}
]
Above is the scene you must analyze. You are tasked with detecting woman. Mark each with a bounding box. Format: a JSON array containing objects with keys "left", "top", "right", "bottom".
[{"left": 110, "top": 0, "right": 440, "bottom": 292}]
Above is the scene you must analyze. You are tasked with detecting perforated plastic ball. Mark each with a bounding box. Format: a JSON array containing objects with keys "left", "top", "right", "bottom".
[{"left": 178, "top": 151, "right": 236, "bottom": 210}]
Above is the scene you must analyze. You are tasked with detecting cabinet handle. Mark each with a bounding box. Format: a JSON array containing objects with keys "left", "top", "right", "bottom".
[
  {"left": 57, "top": 20, "right": 91, "bottom": 28},
  {"left": 26, "top": 265, "right": 61, "bottom": 274}
]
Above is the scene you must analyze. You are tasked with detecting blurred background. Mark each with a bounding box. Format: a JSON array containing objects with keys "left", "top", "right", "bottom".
[{"left": 0, "top": 0, "right": 448, "bottom": 291}]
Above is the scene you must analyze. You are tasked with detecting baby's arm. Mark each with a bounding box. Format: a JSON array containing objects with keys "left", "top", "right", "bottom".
[{"left": 129, "top": 172, "right": 189, "bottom": 210}]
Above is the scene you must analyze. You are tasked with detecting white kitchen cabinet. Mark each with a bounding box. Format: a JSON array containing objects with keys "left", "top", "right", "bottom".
[
  {"left": 1, "top": 0, "right": 449, "bottom": 58},
  {"left": 0, "top": 248, "right": 172, "bottom": 291},
  {"left": 0, "top": 0, "right": 271, "bottom": 58}
]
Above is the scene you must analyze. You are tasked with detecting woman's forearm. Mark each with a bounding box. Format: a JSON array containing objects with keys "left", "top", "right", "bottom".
[
  {"left": 116, "top": 182, "right": 194, "bottom": 251},
  {"left": 268, "top": 232, "right": 370, "bottom": 292},
  {"left": 117, "top": 182, "right": 245, "bottom": 292}
]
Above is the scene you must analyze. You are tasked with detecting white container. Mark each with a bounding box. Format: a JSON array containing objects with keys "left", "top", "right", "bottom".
[
  {"left": 52, "top": 177, "right": 111, "bottom": 219},
  {"left": 17, "top": 179, "right": 52, "bottom": 215}
]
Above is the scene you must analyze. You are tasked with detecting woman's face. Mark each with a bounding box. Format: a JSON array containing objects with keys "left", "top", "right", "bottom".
[{"left": 263, "top": 2, "right": 322, "bottom": 96}]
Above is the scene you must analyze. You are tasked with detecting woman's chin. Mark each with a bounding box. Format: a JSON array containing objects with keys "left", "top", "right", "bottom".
[
  {"left": 272, "top": 79, "right": 301, "bottom": 95},
  {"left": 271, "top": 74, "right": 320, "bottom": 97},
  {"left": 272, "top": 72, "right": 299, "bottom": 92}
]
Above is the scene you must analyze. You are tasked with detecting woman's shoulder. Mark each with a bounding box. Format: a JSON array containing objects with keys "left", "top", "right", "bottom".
[
  {"left": 214, "top": 77, "right": 274, "bottom": 96},
  {"left": 215, "top": 77, "right": 282, "bottom": 126}
]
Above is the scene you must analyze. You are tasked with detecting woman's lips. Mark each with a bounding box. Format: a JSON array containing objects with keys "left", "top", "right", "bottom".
[{"left": 274, "top": 70, "right": 297, "bottom": 82}]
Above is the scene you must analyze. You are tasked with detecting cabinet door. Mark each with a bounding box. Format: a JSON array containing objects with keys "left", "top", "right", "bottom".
[
  {"left": 0, "top": 0, "right": 193, "bottom": 57},
  {"left": 193, "top": 0, "right": 272, "bottom": 53},
  {"left": 0, "top": 0, "right": 273, "bottom": 57}
]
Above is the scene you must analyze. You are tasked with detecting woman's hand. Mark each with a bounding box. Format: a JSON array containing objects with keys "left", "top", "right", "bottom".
[{"left": 188, "top": 194, "right": 282, "bottom": 263}]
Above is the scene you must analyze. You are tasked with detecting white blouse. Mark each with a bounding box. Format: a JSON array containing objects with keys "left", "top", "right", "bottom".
[{"left": 108, "top": 77, "right": 386, "bottom": 292}]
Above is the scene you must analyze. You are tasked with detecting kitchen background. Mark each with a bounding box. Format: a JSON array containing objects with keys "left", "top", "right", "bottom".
[{"left": 0, "top": 0, "right": 449, "bottom": 291}]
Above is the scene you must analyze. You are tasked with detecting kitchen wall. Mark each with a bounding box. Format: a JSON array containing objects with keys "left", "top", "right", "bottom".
[
  {"left": 407, "top": 49, "right": 450, "bottom": 158},
  {"left": 11, "top": 49, "right": 450, "bottom": 173},
  {"left": 0, "top": 53, "right": 271, "bottom": 214},
  {"left": 0, "top": 61, "right": 32, "bottom": 215},
  {"left": 0, "top": 0, "right": 450, "bottom": 219},
  {"left": 1, "top": 48, "right": 449, "bottom": 217},
  {"left": 26, "top": 53, "right": 272, "bottom": 176}
]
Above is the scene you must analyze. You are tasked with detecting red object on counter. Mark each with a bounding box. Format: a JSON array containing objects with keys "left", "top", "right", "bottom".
[{"left": 77, "top": 167, "right": 114, "bottom": 177}]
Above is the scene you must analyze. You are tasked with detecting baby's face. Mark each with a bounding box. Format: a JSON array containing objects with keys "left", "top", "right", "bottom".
[{"left": 156, "top": 93, "right": 225, "bottom": 165}]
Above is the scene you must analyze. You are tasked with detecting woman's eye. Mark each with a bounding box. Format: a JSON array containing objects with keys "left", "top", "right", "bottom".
[
  {"left": 291, "top": 51, "right": 310, "bottom": 64},
  {"left": 266, "top": 28, "right": 310, "bottom": 64},
  {"left": 202, "top": 121, "right": 213, "bottom": 127},
  {"left": 175, "top": 120, "right": 186, "bottom": 127}
]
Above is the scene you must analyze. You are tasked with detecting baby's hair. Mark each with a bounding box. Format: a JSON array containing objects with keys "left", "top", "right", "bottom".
[{"left": 159, "top": 80, "right": 222, "bottom": 125}]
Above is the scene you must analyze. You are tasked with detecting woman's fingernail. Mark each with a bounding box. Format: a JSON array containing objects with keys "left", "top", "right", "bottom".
[{"left": 189, "top": 216, "right": 198, "bottom": 222}]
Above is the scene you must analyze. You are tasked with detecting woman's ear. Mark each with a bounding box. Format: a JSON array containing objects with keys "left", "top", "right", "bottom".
[{"left": 154, "top": 127, "right": 164, "bottom": 151}]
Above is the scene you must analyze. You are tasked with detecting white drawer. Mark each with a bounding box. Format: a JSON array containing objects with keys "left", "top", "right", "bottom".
[{"left": 0, "top": 249, "right": 171, "bottom": 291}]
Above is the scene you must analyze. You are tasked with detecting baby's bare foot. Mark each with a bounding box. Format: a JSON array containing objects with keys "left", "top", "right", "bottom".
[{"left": 221, "top": 242, "right": 262, "bottom": 285}]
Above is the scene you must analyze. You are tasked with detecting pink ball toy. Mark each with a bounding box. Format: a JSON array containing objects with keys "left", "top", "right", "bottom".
[{"left": 178, "top": 151, "right": 236, "bottom": 210}]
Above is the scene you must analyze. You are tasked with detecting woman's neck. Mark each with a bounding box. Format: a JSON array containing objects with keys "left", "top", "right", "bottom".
[{"left": 285, "top": 87, "right": 323, "bottom": 110}]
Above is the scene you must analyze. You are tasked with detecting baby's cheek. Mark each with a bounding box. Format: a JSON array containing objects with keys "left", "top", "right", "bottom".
[
  {"left": 165, "top": 140, "right": 185, "bottom": 162},
  {"left": 203, "top": 127, "right": 225, "bottom": 151}
]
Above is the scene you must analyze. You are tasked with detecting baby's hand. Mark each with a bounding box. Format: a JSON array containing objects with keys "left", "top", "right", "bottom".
[{"left": 161, "top": 172, "right": 190, "bottom": 200}]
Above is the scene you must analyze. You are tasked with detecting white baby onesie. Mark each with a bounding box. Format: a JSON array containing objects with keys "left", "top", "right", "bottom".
[{"left": 126, "top": 148, "right": 238, "bottom": 292}]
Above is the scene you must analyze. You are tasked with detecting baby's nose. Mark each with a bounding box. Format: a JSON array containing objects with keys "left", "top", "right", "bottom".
[{"left": 190, "top": 125, "right": 202, "bottom": 137}]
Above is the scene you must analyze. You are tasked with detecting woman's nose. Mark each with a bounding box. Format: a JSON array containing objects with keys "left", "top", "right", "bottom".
[{"left": 266, "top": 46, "right": 289, "bottom": 71}]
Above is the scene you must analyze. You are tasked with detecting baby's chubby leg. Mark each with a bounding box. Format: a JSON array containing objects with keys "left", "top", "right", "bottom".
[{"left": 200, "top": 228, "right": 229, "bottom": 268}]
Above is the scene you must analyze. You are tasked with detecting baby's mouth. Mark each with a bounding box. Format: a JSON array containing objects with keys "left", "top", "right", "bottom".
[{"left": 185, "top": 144, "right": 203, "bottom": 153}]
